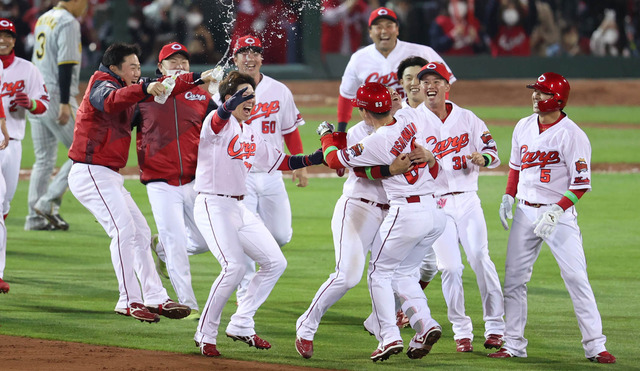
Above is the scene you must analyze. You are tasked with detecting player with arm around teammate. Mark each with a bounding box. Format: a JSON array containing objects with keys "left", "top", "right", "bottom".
[
  {"left": 67, "top": 43, "right": 213, "bottom": 323},
  {"left": 135, "top": 42, "right": 216, "bottom": 319},
  {"left": 295, "top": 88, "right": 427, "bottom": 359},
  {"left": 417, "top": 62, "right": 505, "bottom": 352},
  {"left": 193, "top": 71, "right": 324, "bottom": 357},
  {"left": 320, "top": 82, "right": 446, "bottom": 362},
  {"left": 26, "top": 0, "right": 88, "bottom": 231},
  {"left": 489, "top": 72, "right": 615, "bottom": 364}
]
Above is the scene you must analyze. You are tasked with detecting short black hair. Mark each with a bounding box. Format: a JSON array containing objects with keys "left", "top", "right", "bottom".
[
  {"left": 397, "top": 56, "right": 428, "bottom": 81},
  {"left": 219, "top": 71, "right": 256, "bottom": 102},
  {"left": 102, "top": 43, "right": 141, "bottom": 69}
]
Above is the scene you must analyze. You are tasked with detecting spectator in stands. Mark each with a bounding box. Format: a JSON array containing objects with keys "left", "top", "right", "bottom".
[
  {"left": 530, "top": 0, "right": 560, "bottom": 56},
  {"left": 430, "top": 0, "right": 487, "bottom": 55},
  {"left": 559, "top": 23, "right": 585, "bottom": 56},
  {"left": 485, "top": 0, "right": 538, "bottom": 57},
  {"left": 590, "top": 8, "right": 620, "bottom": 56},
  {"left": 320, "top": 0, "right": 369, "bottom": 55},
  {"left": 185, "top": 3, "right": 220, "bottom": 64},
  {"left": 232, "top": 0, "right": 289, "bottom": 64},
  {"left": 143, "top": 0, "right": 188, "bottom": 61}
]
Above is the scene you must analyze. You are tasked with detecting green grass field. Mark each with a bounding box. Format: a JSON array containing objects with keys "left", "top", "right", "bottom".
[{"left": 3, "top": 105, "right": 639, "bottom": 370}]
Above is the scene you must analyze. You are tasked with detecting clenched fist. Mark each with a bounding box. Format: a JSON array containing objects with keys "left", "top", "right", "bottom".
[{"left": 14, "top": 92, "right": 32, "bottom": 109}]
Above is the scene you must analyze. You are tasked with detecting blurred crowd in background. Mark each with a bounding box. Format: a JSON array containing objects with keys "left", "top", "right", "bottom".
[{"left": 4, "top": 0, "right": 640, "bottom": 67}]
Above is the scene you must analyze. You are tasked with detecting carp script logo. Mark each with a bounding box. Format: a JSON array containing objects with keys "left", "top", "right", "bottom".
[
  {"left": 245, "top": 100, "right": 280, "bottom": 124},
  {"left": 184, "top": 91, "right": 206, "bottom": 101},
  {"left": 227, "top": 134, "right": 256, "bottom": 169},
  {"left": 519, "top": 145, "right": 560, "bottom": 169},
  {"left": 426, "top": 133, "right": 469, "bottom": 159}
]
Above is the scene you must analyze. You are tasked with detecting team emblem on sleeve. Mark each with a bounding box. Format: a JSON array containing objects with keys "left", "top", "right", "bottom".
[
  {"left": 481, "top": 131, "right": 494, "bottom": 144},
  {"left": 342, "top": 143, "right": 364, "bottom": 161},
  {"left": 575, "top": 158, "right": 588, "bottom": 173}
]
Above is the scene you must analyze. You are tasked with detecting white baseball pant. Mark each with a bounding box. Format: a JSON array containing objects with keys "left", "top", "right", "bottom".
[
  {"left": 502, "top": 202, "right": 607, "bottom": 358},
  {"left": 369, "top": 196, "right": 446, "bottom": 347},
  {"left": 26, "top": 94, "right": 76, "bottom": 227},
  {"left": 146, "top": 181, "right": 207, "bottom": 311},
  {"left": 68, "top": 163, "right": 170, "bottom": 308},
  {"left": 237, "top": 171, "right": 292, "bottom": 303},
  {"left": 0, "top": 140, "right": 23, "bottom": 279},
  {"left": 296, "top": 196, "right": 385, "bottom": 340},
  {"left": 194, "top": 193, "right": 287, "bottom": 345},
  {"left": 431, "top": 192, "right": 505, "bottom": 341}
]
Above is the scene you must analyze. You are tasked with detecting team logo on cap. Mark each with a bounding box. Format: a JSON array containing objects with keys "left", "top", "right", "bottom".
[
  {"left": 0, "top": 20, "right": 13, "bottom": 27},
  {"left": 244, "top": 37, "right": 256, "bottom": 45},
  {"left": 426, "top": 63, "right": 438, "bottom": 70},
  {"left": 377, "top": 9, "right": 388, "bottom": 15},
  {"left": 171, "top": 43, "right": 182, "bottom": 50}
]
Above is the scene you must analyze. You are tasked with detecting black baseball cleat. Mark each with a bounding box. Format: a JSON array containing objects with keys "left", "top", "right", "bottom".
[{"left": 34, "top": 208, "right": 69, "bottom": 230}]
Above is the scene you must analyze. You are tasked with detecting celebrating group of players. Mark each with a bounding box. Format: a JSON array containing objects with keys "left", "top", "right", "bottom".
[{"left": 0, "top": 2, "right": 615, "bottom": 365}]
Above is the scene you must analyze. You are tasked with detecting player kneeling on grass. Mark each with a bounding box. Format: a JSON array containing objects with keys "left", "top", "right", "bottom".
[
  {"left": 68, "top": 43, "right": 218, "bottom": 323},
  {"left": 192, "top": 71, "right": 324, "bottom": 357},
  {"left": 490, "top": 72, "right": 615, "bottom": 364}
]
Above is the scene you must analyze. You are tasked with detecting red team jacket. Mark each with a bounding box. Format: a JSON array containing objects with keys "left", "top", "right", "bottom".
[
  {"left": 136, "top": 85, "right": 215, "bottom": 186},
  {"left": 69, "top": 65, "right": 199, "bottom": 170}
]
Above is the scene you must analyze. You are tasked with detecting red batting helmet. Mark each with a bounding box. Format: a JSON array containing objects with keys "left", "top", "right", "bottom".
[
  {"left": 352, "top": 82, "right": 392, "bottom": 113},
  {"left": 526, "top": 72, "right": 570, "bottom": 112}
]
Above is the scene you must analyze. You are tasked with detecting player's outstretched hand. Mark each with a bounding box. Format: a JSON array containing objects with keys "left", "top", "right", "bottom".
[
  {"left": 223, "top": 87, "right": 254, "bottom": 113},
  {"left": 14, "top": 92, "right": 32, "bottom": 108},
  {"left": 58, "top": 103, "right": 71, "bottom": 125},
  {"left": 467, "top": 151, "right": 485, "bottom": 166},
  {"left": 499, "top": 194, "right": 514, "bottom": 230},
  {"left": 317, "top": 121, "right": 335, "bottom": 137},
  {"left": 533, "top": 204, "right": 564, "bottom": 238},
  {"left": 292, "top": 167, "right": 309, "bottom": 187},
  {"left": 146, "top": 81, "right": 166, "bottom": 96}
]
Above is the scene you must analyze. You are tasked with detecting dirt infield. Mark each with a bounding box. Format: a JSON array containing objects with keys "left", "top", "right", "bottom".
[{"left": 4, "top": 78, "right": 638, "bottom": 370}]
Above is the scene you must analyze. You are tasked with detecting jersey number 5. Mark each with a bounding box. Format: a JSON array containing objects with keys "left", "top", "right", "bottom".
[
  {"left": 35, "top": 32, "right": 46, "bottom": 60},
  {"left": 540, "top": 169, "right": 551, "bottom": 183}
]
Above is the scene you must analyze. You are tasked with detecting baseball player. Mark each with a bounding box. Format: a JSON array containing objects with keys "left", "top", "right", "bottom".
[
  {"left": 192, "top": 71, "right": 324, "bottom": 357},
  {"left": 222, "top": 35, "right": 308, "bottom": 303},
  {"left": 27, "top": 0, "right": 88, "bottom": 231},
  {"left": 397, "top": 56, "right": 428, "bottom": 109},
  {"left": 489, "top": 72, "right": 615, "bottom": 363},
  {"left": 417, "top": 62, "right": 505, "bottom": 352},
  {"left": 67, "top": 43, "right": 214, "bottom": 322},
  {"left": 336, "top": 7, "right": 455, "bottom": 132},
  {"left": 0, "top": 57, "right": 10, "bottom": 294},
  {"left": 135, "top": 42, "right": 215, "bottom": 318},
  {"left": 0, "top": 19, "right": 50, "bottom": 293},
  {"left": 319, "top": 82, "right": 446, "bottom": 362},
  {"left": 295, "top": 87, "right": 427, "bottom": 359}
]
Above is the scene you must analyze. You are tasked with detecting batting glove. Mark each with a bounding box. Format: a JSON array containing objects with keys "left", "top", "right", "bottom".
[
  {"left": 14, "top": 92, "right": 32, "bottom": 109},
  {"left": 498, "top": 194, "right": 515, "bottom": 230},
  {"left": 217, "top": 87, "right": 254, "bottom": 120},
  {"left": 533, "top": 204, "right": 564, "bottom": 238},
  {"left": 317, "top": 121, "right": 335, "bottom": 137}
]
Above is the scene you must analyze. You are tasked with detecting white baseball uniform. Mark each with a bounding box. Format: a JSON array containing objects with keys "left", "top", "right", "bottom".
[
  {"left": 296, "top": 121, "right": 388, "bottom": 341},
  {"left": 216, "top": 74, "right": 305, "bottom": 303},
  {"left": 340, "top": 40, "right": 456, "bottom": 100},
  {"left": 502, "top": 113, "right": 608, "bottom": 358},
  {"left": 27, "top": 5, "right": 81, "bottom": 228},
  {"left": 327, "top": 107, "right": 446, "bottom": 348},
  {"left": 193, "top": 112, "right": 288, "bottom": 346},
  {"left": 417, "top": 102, "right": 505, "bottom": 342},
  {"left": 0, "top": 56, "right": 49, "bottom": 279}
]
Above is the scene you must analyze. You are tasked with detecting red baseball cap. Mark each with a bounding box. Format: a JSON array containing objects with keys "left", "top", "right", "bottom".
[
  {"left": 158, "top": 42, "right": 190, "bottom": 62},
  {"left": 352, "top": 82, "right": 392, "bottom": 113},
  {"left": 368, "top": 7, "right": 398, "bottom": 27},
  {"left": 233, "top": 35, "right": 263, "bottom": 55},
  {"left": 417, "top": 62, "right": 452, "bottom": 82},
  {"left": 0, "top": 18, "right": 17, "bottom": 37}
]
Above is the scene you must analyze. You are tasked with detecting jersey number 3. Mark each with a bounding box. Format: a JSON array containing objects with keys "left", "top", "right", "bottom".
[{"left": 35, "top": 32, "right": 46, "bottom": 60}]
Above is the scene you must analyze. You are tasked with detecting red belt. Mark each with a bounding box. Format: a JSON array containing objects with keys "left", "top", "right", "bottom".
[
  {"left": 522, "top": 200, "right": 549, "bottom": 208},
  {"left": 216, "top": 194, "right": 244, "bottom": 201},
  {"left": 406, "top": 195, "right": 422, "bottom": 203},
  {"left": 359, "top": 198, "right": 390, "bottom": 210}
]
